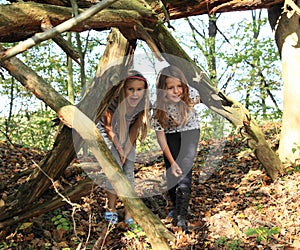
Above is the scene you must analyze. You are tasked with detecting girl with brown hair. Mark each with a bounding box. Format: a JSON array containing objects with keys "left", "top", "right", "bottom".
[{"left": 152, "top": 65, "right": 200, "bottom": 231}]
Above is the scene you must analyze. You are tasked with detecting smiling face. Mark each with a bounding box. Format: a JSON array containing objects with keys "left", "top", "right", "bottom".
[
  {"left": 165, "top": 77, "right": 183, "bottom": 103},
  {"left": 124, "top": 79, "right": 146, "bottom": 108}
]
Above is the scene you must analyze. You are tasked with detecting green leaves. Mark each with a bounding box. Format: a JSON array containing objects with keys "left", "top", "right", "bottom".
[
  {"left": 292, "top": 144, "right": 300, "bottom": 154},
  {"left": 51, "top": 211, "right": 72, "bottom": 231},
  {"left": 245, "top": 226, "right": 280, "bottom": 242}
]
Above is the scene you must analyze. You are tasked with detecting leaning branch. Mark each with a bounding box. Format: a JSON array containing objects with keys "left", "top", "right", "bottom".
[
  {"left": 41, "top": 19, "right": 81, "bottom": 65},
  {"left": 0, "top": 0, "right": 119, "bottom": 62}
]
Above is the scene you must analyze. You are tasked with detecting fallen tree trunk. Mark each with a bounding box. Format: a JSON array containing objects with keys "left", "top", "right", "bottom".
[
  {"left": 0, "top": 1, "right": 284, "bottom": 43},
  {"left": 0, "top": 1, "right": 156, "bottom": 43},
  {"left": 0, "top": 0, "right": 119, "bottom": 61}
]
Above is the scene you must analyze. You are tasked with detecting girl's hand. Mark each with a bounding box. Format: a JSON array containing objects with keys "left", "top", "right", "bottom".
[
  {"left": 171, "top": 162, "right": 183, "bottom": 177},
  {"left": 120, "top": 155, "right": 126, "bottom": 165},
  {"left": 116, "top": 146, "right": 125, "bottom": 165}
]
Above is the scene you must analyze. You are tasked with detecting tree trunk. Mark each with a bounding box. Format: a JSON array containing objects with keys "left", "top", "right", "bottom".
[
  {"left": 268, "top": 1, "right": 300, "bottom": 163},
  {"left": 148, "top": 23, "right": 284, "bottom": 180}
]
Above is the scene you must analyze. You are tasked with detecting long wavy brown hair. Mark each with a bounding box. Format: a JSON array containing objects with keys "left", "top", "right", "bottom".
[{"left": 154, "top": 65, "right": 193, "bottom": 130}]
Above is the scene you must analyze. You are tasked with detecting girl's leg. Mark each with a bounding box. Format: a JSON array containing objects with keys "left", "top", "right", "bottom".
[
  {"left": 104, "top": 191, "right": 118, "bottom": 224},
  {"left": 175, "top": 129, "right": 200, "bottom": 231},
  {"left": 123, "top": 146, "right": 136, "bottom": 222},
  {"left": 177, "top": 129, "right": 200, "bottom": 188},
  {"left": 99, "top": 127, "right": 122, "bottom": 223},
  {"left": 107, "top": 191, "right": 118, "bottom": 212},
  {"left": 165, "top": 132, "right": 181, "bottom": 214}
]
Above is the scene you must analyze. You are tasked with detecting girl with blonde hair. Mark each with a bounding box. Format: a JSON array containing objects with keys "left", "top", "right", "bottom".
[{"left": 97, "top": 69, "right": 149, "bottom": 225}]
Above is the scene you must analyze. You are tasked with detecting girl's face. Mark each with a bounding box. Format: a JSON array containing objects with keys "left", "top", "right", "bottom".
[
  {"left": 165, "top": 77, "right": 183, "bottom": 103},
  {"left": 124, "top": 79, "right": 146, "bottom": 108}
]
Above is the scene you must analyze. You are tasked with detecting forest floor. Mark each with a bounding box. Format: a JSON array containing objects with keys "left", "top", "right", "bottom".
[{"left": 0, "top": 122, "right": 300, "bottom": 249}]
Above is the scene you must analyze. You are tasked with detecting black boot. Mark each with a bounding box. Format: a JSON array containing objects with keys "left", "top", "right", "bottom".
[{"left": 175, "top": 186, "right": 190, "bottom": 232}]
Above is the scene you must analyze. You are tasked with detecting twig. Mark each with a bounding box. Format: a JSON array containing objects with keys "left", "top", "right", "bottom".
[
  {"left": 33, "top": 160, "right": 80, "bottom": 208},
  {"left": 41, "top": 18, "right": 81, "bottom": 65},
  {"left": 33, "top": 160, "right": 84, "bottom": 245},
  {"left": 0, "top": 0, "right": 119, "bottom": 62}
]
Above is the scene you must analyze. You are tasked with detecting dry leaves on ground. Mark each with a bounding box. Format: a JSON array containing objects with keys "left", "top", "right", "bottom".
[{"left": 0, "top": 123, "right": 300, "bottom": 249}]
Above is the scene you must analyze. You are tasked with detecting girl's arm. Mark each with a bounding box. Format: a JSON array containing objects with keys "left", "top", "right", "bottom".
[
  {"left": 122, "top": 119, "right": 141, "bottom": 164},
  {"left": 102, "top": 110, "right": 124, "bottom": 155},
  {"left": 155, "top": 130, "right": 182, "bottom": 177}
]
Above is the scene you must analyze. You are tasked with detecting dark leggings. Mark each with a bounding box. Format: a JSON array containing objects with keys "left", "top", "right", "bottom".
[{"left": 164, "top": 129, "right": 200, "bottom": 205}]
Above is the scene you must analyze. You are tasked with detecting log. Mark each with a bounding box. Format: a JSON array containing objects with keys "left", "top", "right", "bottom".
[
  {"left": 0, "top": 1, "right": 156, "bottom": 43},
  {"left": 0, "top": 0, "right": 284, "bottom": 43},
  {"left": 0, "top": 0, "right": 119, "bottom": 61},
  {"left": 0, "top": 178, "right": 98, "bottom": 228}
]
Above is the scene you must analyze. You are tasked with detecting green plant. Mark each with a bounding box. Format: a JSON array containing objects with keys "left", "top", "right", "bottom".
[
  {"left": 136, "top": 129, "right": 160, "bottom": 153},
  {"left": 124, "top": 224, "right": 151, "bottom": 250},
  {"left": 51, "top": 210, "right": 72, "bottom": 231},
  {"left": 0, "top": 109, "right": 56, "bottom": 150},
  {"left": 254, "top": 203, "right": 264, "bottom": 211},
  {"left": 286, "top": 164, "right": 300, "bottom": 175},
  {"left": 285, "top": 144, "right": 300, "bottom": 174},
  {"left": 245, "top": 226, "right": 280, "bottom": 242},
  {"left": 125, "top": 224, "right": 146, "bottom": 238},
  {"left": 0, "top": 242, "right": 18, "bottom": 249},
  {"left": 215, "top": 236, "right": 243, "bottom": 249},
  {"left": 215, "top": 236, "right": 227, "bottom": 246},
  {"left": 292, "top": 144, "right": 300, "bottom": 154},
  {"left": 293, "top": 165, "right": 300, "bottom": 172},
  {"left": 227, "top": 239, "right": 243, "bottom": 250}
]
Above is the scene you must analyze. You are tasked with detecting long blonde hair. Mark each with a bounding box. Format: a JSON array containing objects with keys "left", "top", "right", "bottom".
[
  {"left": 154, "top": 65, "right": 193, "bottom": 130},
  {"left": 117, "top": 70, "right": 150, "bottom": 144}
]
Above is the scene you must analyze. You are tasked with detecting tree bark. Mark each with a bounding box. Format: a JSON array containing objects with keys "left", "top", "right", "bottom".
[
  {"left": 148, "top": 23, "right": 284, "bottom": 180},
  {"left": 0, "top": 0, "right": 118, "bottom": 60},
  {"left": 0, "top": 1, "right": 156, "bottom": 43},
  {"left": 0, "top": 0, "right": 284, "bottom": 43},
  {"left": 269, "top": 1, "right": 300, "bottom": 163}
]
